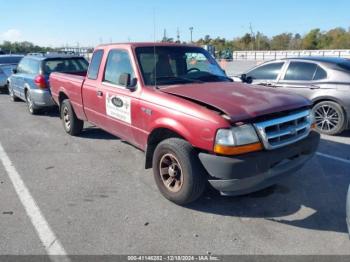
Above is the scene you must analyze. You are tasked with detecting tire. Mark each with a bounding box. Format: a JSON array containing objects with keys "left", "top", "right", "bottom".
[
  {"left": 152, "top": 138, "right": 206, "bottom": 205},
  {"left": 312, "top": 101, "right": 346, "bottom": 135},
  {"left": 8, "top": 84, "right": 20, "bottom": 102},
  {"left": 60, "top": 99, "right": 84, "bottom": 136},
  {"left": 25, "top": 90, "right": 40, "bottom": 115}
]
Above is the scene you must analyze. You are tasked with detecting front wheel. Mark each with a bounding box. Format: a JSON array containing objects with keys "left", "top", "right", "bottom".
[
  {"left": 312, "top": 101, "right": 346, "bottom": 135},
  {"left": 152, "top": 138, "right": 206, "bottom": 205},
  {"left": 60, "top": 99, "right": 84, "bottom": 136}
]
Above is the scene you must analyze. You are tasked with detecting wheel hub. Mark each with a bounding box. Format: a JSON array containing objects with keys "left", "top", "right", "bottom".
[{"left": 159, "top": 153, "right": 183, "bottom": 193}]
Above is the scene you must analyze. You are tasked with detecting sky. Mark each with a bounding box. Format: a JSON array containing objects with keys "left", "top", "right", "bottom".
[{"left": 0, "top": 0, "right": 349, "bottom": 47}]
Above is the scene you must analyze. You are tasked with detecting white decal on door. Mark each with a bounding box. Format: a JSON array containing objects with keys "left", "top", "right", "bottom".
[{"left": 106, "top": 93, "right": 131, "bottom": 124}]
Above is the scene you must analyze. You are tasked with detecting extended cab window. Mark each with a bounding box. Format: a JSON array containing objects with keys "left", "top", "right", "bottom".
[
  {"left": 103, "top": 49, "right": 134, "bottom": 86},
  {"left": 87, "top": 50, "right": 104, "bottom": 79},
  {"left": 247, "top": 62, "right": 284, "bottom": 80},
  {"left": 284, "top": 62, "right": 317, "bottom": 81}
]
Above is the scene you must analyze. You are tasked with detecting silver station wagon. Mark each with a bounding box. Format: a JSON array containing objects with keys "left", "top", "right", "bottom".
[{"left": 238, "top": 57, "right": 350, "bottom": 135}]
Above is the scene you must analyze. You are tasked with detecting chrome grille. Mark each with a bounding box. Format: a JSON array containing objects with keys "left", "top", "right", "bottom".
[{"left": 254, "top": 110, "right": 312, "bottom": 150}]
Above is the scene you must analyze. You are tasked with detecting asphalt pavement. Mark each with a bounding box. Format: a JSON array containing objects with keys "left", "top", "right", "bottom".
[{"left": 0, "top": 93, "right": 350, "bottom": 256}]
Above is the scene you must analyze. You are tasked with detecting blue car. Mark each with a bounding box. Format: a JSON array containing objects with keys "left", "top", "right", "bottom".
[
  {"left": 0, "top": 55, "right": 23, "bottom": 92},
  {"left": 8, "top": 53, "right": 88, "bottom": 114}
]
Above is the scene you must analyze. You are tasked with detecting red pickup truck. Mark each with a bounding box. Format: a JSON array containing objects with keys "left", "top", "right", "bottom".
[{"left": 50, "top": 43, "right": 320, "bottom": 205}]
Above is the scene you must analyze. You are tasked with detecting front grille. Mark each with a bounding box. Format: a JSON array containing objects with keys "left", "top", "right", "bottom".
[{"left": 254, "top": 110, "right": 312, "bottom": 150}]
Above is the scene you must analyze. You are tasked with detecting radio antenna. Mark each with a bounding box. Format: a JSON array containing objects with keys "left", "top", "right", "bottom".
[{"left": 153, "top": 8, "right": 157, "bottom": 88}]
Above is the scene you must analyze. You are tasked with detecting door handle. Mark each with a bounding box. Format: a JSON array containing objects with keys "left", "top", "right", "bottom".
[
  {"left": 97, "top": 90, "right": 103, "bottom": 97},
  {"left": 310, "top": 85, "right": 320, "bottom": 90}
]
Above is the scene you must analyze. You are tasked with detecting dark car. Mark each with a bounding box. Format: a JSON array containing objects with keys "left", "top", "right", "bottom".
[
  {"left": 8, "top": 53, "right": 88, "bottom": 114},
  {"left": 347, "top": 185, "right": 350, "bottom": 237},
  {"left": 238, "top": 57, "right": 350, "bottom": 135},
  {"left": 0, "top": 55, "right": 24, "bottom": 93}
]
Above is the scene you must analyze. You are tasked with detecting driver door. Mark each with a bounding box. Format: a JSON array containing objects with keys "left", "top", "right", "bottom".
[{"left": 246, "top": 61, "right": 286, "bottom": 87}]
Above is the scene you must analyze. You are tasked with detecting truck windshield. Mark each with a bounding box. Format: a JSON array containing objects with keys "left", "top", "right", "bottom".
[
  {"left": 135, "top": 46, "right": 230, "bottom": 86},
  {"left": 43, "top": 57, "right": 88, "bottom": 75}
]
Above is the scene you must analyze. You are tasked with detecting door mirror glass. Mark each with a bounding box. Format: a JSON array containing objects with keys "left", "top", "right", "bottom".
[
  {"left": 118, "top": 73, "right": 137, "bottom": 90},
  {"left": 12, "top": 68, "right": 17, "bottom": 74}
]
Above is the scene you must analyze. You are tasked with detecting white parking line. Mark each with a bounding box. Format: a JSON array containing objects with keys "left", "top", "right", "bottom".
[
  {"left": 0, "top": 142, "right": 70, "bottom": 262},
  {"left": 316, "top": 152, "right": 350, "bottom": 165}
]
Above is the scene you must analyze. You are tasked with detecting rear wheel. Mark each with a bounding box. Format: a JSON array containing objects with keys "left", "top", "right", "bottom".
[
  {"left": 8, "top": 84, "right": 20, "bottom": 102},
  {"left": 312, "top": 101, "right": 346, "bottom": 135},
  {"left": 152, "top": 138, "right": 206, "bottom": 205},
  {"left": 60, "top": 99, "right": 84, "bottom": 136},
  {"left": 25, "top": 90, "right": 40, "bottom": 115}
]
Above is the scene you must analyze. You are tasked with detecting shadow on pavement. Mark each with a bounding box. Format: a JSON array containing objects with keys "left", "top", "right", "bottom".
[
  {"left": 79, "top": 126, "right": 120, "bottom": 140},
  {"left": 187, "top": 137, "right": 350, "bottom": 234}
]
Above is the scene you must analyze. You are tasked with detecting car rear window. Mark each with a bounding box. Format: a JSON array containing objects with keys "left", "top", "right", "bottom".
[
  {"left": 43, "top": 57, "right": 88, "bottom": 75},
  {"left": 0, "top": 56, "right": 23, "bottom": 64}
]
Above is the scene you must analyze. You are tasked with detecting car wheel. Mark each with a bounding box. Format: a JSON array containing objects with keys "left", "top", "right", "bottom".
[
  {"left": 25, "top": 90, "right": 39, "bottom": 115},
  {"left": 152, "top": 138, "right": 206, "bottom": 205},
  {"left": 8, "top": 84, "right": 20, "bottom": 102},
  {"left": 312, "top": 101, "right": 346, "bottom": 135},
  {"left": 60, "top": 99, "right": 84, "bottom": 136}
]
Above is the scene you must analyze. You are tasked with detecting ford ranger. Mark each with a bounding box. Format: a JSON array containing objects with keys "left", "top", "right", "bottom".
[{"left": 50, "top": 43, "right": 320, "bottom": 205}]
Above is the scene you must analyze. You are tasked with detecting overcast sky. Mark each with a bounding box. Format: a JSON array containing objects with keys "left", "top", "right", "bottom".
[{"left": 1, "top": 0, "right": 349, "bottom": 47}]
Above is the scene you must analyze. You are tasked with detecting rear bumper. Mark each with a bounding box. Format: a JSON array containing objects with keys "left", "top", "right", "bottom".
[
  {"left": 199, "top": 131, "right": 320, "bottom": 196},
  {"left": 31, "top": 89, "right": 56, "bottom": 107}
]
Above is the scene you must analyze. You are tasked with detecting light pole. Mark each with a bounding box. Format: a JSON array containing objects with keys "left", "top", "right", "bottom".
[{"left": 189, "top": 27, "right": 194, "bottom": 43}]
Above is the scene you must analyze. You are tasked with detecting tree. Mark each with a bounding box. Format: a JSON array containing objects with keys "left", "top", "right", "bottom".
[
  {"left": 270, "top": 33, "right": 293, "bottom": 50},
  {"left": 302, "top": 29, "right": 321, "bottom": 49}
]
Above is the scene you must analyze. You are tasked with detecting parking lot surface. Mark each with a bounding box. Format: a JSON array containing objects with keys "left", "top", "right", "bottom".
[{"left": 0, "top": 93, "right": 350, "bottom": 256}]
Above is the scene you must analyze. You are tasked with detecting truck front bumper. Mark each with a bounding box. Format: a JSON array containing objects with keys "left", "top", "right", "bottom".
[{"left": 199, "top": 131, "right": 320, "bottom": 196}]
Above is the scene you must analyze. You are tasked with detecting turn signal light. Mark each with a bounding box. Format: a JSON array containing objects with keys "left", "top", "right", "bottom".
[
  {"left": 34, "top": 75, "right": 47, "bottom": 89},
  {"left": 214, "top": 142, "right": 263, "bottom": 156}
]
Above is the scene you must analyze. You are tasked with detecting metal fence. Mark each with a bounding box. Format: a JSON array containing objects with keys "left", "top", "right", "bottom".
[{"left": 233, "top": 49, "right": 350, "bottom": 61}]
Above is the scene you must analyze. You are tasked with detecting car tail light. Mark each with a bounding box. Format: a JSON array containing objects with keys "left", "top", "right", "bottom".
[{"left": 34, "top": 75, "right": 47, "bottom": 89}]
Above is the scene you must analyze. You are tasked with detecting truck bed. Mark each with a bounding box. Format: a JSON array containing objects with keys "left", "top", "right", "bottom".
[{"left": 50, "top": 72, "right": 86, "bottom": 120}]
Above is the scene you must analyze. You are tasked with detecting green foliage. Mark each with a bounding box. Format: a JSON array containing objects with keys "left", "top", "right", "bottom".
[
  {"left": 0, "top": 41, "right": 54, "bottom": 54},
  {"left": 195, "top": 27, "right": 350, "bottom": 52}
]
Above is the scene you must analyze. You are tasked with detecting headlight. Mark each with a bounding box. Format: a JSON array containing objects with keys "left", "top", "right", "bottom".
[{"left": 214, "top": 124, "right": 263, "bottom": 155}]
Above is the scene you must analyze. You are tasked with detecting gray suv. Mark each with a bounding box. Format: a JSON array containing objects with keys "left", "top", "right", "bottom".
[
  {"left": 8, "top": 53, "right": 88, "bottom": 114},
  {"left": 239, "top": 57, "right": 350, "bottom": 135}
]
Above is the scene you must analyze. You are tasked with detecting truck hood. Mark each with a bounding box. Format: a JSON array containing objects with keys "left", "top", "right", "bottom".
[{"left": 160, "top": 82, "right": 311, "bottom": 122}]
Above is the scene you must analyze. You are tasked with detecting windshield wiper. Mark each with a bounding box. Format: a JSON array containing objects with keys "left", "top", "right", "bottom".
[{"left": 196, "top": 73, "right": 233, "bottom": 82}]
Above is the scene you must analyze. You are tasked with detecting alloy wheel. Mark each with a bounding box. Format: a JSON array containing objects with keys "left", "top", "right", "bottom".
[{"left": 314, "top": 104, "right": 340, "bottom": 132}]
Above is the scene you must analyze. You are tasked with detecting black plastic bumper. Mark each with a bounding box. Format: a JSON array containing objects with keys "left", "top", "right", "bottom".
[{"left": 199, "top": 131, "right": 320, "bottom": 196}]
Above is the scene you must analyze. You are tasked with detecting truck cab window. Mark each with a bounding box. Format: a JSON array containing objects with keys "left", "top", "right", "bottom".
[
  {"left": 103, "top": 49, "right": 134, "bottom": 86},
  {"left": 87, "top": 50, "right": 104, "bottom": 80}
]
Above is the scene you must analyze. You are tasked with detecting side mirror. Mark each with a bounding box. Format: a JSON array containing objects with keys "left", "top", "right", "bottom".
[
  {"left": 12, "top": 68, "right": 17, "bottom": 74},
  {"left": 241, "top": 74, "right": 253, "bottom": 84},
  {"left": 119, "top": 73, "right": 137, "bottom": 91},
  {"left": 246, "top": 76, "right": 253, "bottom": 84}
]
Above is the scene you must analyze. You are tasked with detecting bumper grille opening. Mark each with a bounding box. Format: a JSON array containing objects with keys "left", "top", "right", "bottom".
[{"left": 254, "top": 110, "right": 312, "bottom": 150}]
